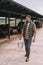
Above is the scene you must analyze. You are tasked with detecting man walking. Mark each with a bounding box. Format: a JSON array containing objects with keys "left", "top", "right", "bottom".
[{"left": 20, "top": 15, "right": 36, "bottom": 62}]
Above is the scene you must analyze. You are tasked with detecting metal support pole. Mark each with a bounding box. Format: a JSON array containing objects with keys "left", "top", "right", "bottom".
[
  {"left": 20, "top": 16, "right": 23, "bottom": 33},
  {"left": 5, "top": 17, "right": 7, "bottom": 25},
  {"left": 21, "top": 16, "right": 23, "bottom": 23},
  {"left": 5, "top": 17, "right": 7, "bottom": 35},
  {"left": 8, "top": 12, "right": 10, "bottom": 39},
  {"left": 15, "top": 18, "right": 16, "bottom": 27}
]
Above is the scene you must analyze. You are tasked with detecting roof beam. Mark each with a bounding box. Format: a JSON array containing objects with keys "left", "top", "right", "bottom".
[{"left": 0, "top": 9, "right": 25, "bottom": 17}]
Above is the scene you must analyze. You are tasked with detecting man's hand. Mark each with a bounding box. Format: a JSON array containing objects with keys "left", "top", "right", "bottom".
[
  {"left": 19, "top": 36, "right": 22, "bottom": 40},
  {"left": 19, "top": 34, "right": 22, "bottom": 40},
  {"left": 32, "top": 38, "right": 36, "bottom": 43}
]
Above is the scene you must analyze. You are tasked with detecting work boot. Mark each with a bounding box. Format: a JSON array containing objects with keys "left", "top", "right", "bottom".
[
  {"left": 25, "top": 54, "right": 27, "bottom": 57},
  {"left": 25, "top": 58, "right": 29, "bottom": 62}
]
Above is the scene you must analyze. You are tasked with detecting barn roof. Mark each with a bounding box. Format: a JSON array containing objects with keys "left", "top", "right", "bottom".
[{"left": 0, "top": 0, "right": 43, "bottom": 19}]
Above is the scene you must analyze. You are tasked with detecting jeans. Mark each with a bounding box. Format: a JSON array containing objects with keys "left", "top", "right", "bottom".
[{"left": 24, "top": 38, "right": 32, "bottom": 58}]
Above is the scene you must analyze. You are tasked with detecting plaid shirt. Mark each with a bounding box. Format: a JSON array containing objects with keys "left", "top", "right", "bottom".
[{"left": 25, "top": 23, "right": 30, "bottom": 39}]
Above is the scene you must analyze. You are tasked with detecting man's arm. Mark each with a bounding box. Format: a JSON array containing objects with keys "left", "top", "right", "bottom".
[
  {"left": 33, "top": 24, "right": 36, "bottom": 42},
  {"left": 19, "top": 23, "right": 25, "bottom": 40},
  {"left": 19, "top": 31, "right": 23, "bottom": 40}
]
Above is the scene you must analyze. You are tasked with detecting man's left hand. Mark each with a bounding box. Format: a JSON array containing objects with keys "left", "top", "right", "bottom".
[{"left": 32, "top": 38, "right": 36, "bottom": 43}]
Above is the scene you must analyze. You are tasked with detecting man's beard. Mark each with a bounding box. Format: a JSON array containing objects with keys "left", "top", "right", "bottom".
[
  {"left": 26, "top": 21, "right": 31, "bottom": 23},
  {"left": 26, "top": 21, "right": 28, "bottom": 23}
]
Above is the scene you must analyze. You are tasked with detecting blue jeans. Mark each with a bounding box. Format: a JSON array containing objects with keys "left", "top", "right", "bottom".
[{"left": 24, "top": 38, "right": 32, "bottom": 58}]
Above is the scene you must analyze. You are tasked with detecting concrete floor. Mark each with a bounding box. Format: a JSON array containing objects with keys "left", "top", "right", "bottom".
[{"left": 0, "top": 28, "right": 43, "bottom": 65}]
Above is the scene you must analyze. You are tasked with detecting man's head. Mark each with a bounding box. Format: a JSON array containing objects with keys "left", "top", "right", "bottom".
[{"left": 26, "top": 15, "right": 31, "bottom": 23}]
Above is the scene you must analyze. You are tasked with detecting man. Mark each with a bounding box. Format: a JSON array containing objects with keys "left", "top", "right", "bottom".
[{"left": 20, "top": 15, "right": 36, "bottom": 62}]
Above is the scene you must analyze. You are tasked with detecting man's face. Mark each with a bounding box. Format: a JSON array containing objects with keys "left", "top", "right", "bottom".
[{"left": 26, "top": 16, "right": 31, "bottom": 23}]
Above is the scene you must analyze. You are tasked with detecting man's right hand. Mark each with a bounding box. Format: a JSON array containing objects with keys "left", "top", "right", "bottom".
[{"left": 19, "top": 34, "right": 22, "bottom": 40}]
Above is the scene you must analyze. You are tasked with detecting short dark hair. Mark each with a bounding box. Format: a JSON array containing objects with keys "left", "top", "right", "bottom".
[{"left": 26, "top": 15, "right": 31, "bottom": 19}]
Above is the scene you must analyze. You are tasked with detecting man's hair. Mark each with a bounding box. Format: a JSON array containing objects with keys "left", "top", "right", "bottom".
[{"left": 26, "top": 15, "right": 31, "bottom": 19}]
